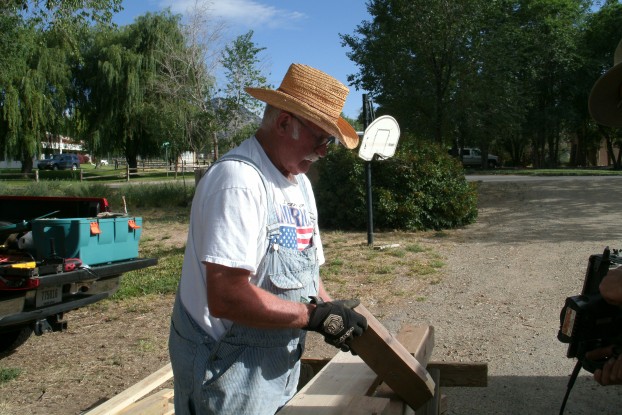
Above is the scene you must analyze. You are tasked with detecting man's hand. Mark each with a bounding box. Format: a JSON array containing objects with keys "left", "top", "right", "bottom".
[
  {"left": 305, "top": 296, "right": 368, "bottom": 352},
  {"left": 586, "top": 345, "right": 622, "bottom": 385}
]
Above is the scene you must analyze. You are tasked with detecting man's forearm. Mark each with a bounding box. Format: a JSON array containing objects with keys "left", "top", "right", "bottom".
[{"left": 206, "top": 262, "right": 313, "bottom": 329}]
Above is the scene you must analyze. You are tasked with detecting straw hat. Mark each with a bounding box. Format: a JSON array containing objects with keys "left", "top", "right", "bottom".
[
  {"left": 245, "top": 64, "right": 359, "bottom": 149},
  {"left": 588, "top": 38, "right": 622, "bottom": 127}
]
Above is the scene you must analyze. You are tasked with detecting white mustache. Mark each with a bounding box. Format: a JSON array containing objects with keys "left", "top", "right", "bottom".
[{"left": 304, "top": 153, "right": 321, "bottom": 163}]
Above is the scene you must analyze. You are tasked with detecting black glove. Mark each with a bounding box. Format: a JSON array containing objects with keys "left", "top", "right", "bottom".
[{"left": 305, "top": 296, "right": 368, "bottom": 352}]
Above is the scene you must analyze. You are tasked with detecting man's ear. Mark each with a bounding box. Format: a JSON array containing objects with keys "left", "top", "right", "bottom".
[{"left": 275, "top": 111, "right": 293, "bottom": 137}]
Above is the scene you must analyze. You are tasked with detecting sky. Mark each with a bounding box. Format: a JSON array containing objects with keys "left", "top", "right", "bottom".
[{"left": 112, "top": 0, "right": 372, "bottom": 120}]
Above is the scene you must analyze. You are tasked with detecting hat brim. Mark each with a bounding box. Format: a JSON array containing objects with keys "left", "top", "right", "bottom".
[
  {"left": 245, "top": 87, "right": 360, "bottom": 149},
  {"left": 589, "top": 64, "right": 622, "bottom": 127}
]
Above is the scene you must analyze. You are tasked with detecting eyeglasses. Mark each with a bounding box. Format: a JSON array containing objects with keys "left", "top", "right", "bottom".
[{"left": 288, "top": 113, "right": 336, "bottom": 149}]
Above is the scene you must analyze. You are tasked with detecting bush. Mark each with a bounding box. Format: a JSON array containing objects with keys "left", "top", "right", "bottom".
[{"left": 314, "top": 140, "right": 477, "bottom": 231}]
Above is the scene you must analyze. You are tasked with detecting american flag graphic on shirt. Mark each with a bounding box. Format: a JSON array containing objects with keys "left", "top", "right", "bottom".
[{"left": 272, "top": 203, "right": 314, "bottom": 250}]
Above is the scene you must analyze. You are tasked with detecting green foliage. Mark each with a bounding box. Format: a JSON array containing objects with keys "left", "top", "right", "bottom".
[
  {"left": 315, "top": 141, "right": 477, "bottom": 231},
  {"left": 341, "top": 0, "right": 610, "bottom": 168},
  {"left": 77, "top": 12, "right": 188, "bottom": 167}
]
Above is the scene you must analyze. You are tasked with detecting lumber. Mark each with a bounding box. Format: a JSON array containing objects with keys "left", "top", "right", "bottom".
[
  {"left": 395, "top": 325, "right": 434, "bottom": 367},
  {"left": 301, "top": 358, "right": 487, "bottom": 388},
  {"left": 368, "top": 324, "right": 435, "bottom": 396},
  {"left": 294, "top": 352, "right": 378, "bottom": 397},
  {"left": 426, "top": 362, "right": 487, "bottom": 387},
  {"left": 117, "top": 388, "right": 174, "bottom": 415},
  {"left": 84, "top": 362, "right": 173, "bottom": 415},
  {"left": 281, "top": 394, "right": 389, "bottom": 415},
  {"left": 350, "top": 304, "right": 435, "bottom": 410},
  {"left": 394, "top": 324, "right": 487, "bottom": 387},
  {"left": 415, "top": 368, "right": 440, "bottom": 415}
]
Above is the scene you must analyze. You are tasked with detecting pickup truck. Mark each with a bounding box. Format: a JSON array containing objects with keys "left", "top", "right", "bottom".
[
  {"left": 0, "top": 196, "right": 157, "bottom": 355},
  {"left": 456, "top": 148, "right": 499, "bottom": 168}
]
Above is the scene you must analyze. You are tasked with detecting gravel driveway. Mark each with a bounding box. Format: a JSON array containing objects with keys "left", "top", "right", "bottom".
[{"left": 395, "top": 177, "right": 622, "bottom": 414}]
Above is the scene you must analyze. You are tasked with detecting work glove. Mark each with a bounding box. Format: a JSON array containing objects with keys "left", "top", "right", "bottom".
[{"left": 305, "top": 296, "right": 368, "bottom": 352}]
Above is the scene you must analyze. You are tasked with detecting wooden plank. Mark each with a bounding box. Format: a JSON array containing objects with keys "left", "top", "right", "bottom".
[
  {"left": 292, "top": 352, "right": 379, "bottom": 397},
  {"left": 350, "top": 304, "right": 435, "bottom": 410},
  {"left": 415, "top": 368, "right": 440, "bottom": 415},
  {"left": 344, "top": 395, "right": 390, "bottom": 414},
  {"left": 281, "top": 395, "right": 389, "bottom": 415},
  {"left": 84, "top": 363, "right": 173, "bottom": 415},
  {"left": 301, "top": 358, "right": 487, "bottom": 388},
  {"left": 395, "top": 325, "right": 435, "bottom": 367},
  {"left": 369, "top": 324, "right": 436, "bottom": 400},
  {"left": 117, "top": 389, "right": 174, "bottom": 415},
  {"left": 426, "top": 362, "right": 487, "bottom": 387}
]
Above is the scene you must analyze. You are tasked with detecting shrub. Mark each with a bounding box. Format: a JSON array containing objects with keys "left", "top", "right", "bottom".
[{"left": 314, "top": 140, "right": 477, "bottom": 231}]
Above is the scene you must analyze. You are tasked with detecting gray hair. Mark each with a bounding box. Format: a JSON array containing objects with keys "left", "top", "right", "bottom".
[{"left": 261, "top": 104, "right": 300, "bottom": 140}]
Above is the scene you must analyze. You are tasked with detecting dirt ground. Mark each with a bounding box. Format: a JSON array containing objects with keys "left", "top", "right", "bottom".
[{"left": 2, "top": 176, "right": 622, "bottom": 414}]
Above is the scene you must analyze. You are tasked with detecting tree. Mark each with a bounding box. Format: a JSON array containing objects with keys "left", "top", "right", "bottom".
[
  {"left": 77, "top": 12, "right": 188, "bottom": 169},
  {"left": 342, "top": 0, "right": 594, "bottom": 168},
  {"left": 3, "top": 0, "right": 122, "bottom": 28},
  {"left": 0, "top": 0, "right": 121, "bottom": 172},
  {"left": 155, "top": 2, "right": 224, "bottom": 164},
  {"left": 0, "top": 14, "right": 78, "bottom": 172},
  {"left": 342, "top": 0, "right": 490, "bottom": 146},
  {"left": 219, "top": 30, "right": 270, "bottom": 148}
]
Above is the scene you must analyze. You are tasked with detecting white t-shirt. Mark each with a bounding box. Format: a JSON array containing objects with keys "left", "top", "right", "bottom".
[{"left": 179, "top": 137, "right": 325, "bottom": 339}]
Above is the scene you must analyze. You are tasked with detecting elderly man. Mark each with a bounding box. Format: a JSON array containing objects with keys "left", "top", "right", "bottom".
[{"left": 168, "top": 63, "right": 368, "bottom": 414}]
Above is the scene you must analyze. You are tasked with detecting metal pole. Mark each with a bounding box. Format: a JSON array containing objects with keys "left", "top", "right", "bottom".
[{"left": 363, "top": 94, "right": 374, "bottom": 246}]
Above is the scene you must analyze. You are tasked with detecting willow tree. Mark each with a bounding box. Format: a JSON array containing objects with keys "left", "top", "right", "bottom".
[
  {"left": 78, "top": 12, "right": 188, "bottom": 168},
  {"left": 0, "top": 14, "right": 77, "bottom": 172},
  {"left": 0, "top": 1, "right": 120, "bottom": 172}
]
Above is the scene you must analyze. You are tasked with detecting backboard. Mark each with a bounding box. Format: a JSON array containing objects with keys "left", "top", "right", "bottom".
[{"left": 358, "top": 115, "right": 400, "bottom": 161}]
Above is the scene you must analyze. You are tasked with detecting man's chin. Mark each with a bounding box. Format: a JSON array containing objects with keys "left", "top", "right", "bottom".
[{"left": 295, "top": 160, "right": 314, "bottom": 174}]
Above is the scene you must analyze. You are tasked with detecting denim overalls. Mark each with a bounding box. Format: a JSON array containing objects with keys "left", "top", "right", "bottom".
[{"left": 169, "top": 155, "right": 320, "bottom": 415}]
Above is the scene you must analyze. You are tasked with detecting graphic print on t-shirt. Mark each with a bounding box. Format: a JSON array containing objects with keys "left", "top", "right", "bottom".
[{"left": 272, "top": 202, "right": 313, "bottom": 250}]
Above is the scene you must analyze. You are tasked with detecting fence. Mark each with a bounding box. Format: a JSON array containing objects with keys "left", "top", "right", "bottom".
[{"left": 0, "top": 159, "right": 211, "bottom": 184}]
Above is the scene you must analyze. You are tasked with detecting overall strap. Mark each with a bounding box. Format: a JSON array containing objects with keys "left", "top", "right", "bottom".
[
  {"left": 214, "top": 154, "right": 280, "bottom": 240},
  {"left": 295, "top": 175, "right": 316, "bottom": 224}
]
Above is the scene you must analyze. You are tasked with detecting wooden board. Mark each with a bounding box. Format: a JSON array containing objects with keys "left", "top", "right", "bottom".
[
  {"left": 280, "top": 352, "right": 381, "bottom": 414},
  {"left": 350, "top": 304, "right": 435, "bottom": 410},
  {"left": 280, "top": 394, "right": 389, "bottom": 415},
  {"left": 426, "top": 362, "right": 487, "bottom": 387},
  {"left": 293, "top": 352, "right": 378, "bottom": 397},
  {"left": 84, "top": 363, "right": 173, "bottom": 415},
  {"left": 117, "top": 388, "right": 174, "bottom": 415},
  {"left": 396, "top": 325, "right": 434, "bottom": 367}
]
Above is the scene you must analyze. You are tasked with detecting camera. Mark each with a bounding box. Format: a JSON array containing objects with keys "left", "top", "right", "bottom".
[{"left": 558, "top": 247, "right": 622, "bottom": 373}]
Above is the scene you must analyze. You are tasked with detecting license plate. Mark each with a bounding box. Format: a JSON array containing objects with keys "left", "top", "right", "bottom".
[{"left": 36, "top": 286, "right": 62, "bottom": 307}]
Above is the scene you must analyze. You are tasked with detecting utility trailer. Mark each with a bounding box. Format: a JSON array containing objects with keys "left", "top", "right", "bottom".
[{"left": 0, "top": 195, "right": 157, "bottom": 355}]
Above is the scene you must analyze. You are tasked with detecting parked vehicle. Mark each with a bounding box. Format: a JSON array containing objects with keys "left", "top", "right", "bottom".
[
  {"left": 0, "top": 195, "right": 157, "bottom": 355},
  {"left": 450, "top": 148, "right": 499, "bottom": 168},
  {"left": 38, "top": 153, "right": 80, "bottom": 170}
]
